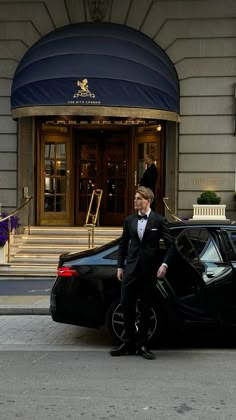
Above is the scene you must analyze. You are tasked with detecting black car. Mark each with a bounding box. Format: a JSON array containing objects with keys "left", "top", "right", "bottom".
[{"left": 50, "top": 221, "right": 236, "bottom": 343}]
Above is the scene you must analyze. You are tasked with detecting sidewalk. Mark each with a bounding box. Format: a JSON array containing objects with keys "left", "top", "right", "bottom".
[
  {"left": 0, "top": 314, "right": 111, "bottom": 349},
  {"left": 0, "top": 295, "right": 50, "bottom": 315}
]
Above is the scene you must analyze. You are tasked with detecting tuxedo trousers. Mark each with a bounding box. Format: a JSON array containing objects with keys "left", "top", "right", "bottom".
[{"left": 121, "top": 262, "right": 156, "bottom": 346}]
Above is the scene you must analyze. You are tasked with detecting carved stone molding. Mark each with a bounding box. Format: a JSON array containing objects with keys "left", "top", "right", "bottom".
[{"left": 87, "top": 0, "right": 110, "bottom": 22}]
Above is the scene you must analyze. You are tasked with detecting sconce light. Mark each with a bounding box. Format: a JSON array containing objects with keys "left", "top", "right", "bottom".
[{"left": 156, "top": 124, "right": 162, "bottom": 132}]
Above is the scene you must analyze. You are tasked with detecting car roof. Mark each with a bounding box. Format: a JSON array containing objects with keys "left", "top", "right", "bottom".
[
  {"left": 60, "top": 219, "right": 236, "bottom": 261},
  {"left": 169, "top": 219, "right": 236, "bottom": 228}
]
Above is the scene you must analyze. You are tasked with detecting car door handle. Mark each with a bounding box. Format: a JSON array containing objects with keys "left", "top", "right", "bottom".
[{"left": 206, "top": 271, "right": 215, "bottom": 278}]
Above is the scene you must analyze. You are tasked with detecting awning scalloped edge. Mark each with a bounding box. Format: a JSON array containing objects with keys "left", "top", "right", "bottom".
[{"left": 11, "top": 105, "right": 180, "bottom": 123}]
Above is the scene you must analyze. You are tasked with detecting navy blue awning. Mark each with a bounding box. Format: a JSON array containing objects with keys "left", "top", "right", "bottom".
[{"left": 11, "top": 23, "right": 179, "bottom": 120}]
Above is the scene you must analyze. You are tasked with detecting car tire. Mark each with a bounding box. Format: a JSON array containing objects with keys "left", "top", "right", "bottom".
[{"left": 105, "top": 298, "right": 165, "bottom": 344}]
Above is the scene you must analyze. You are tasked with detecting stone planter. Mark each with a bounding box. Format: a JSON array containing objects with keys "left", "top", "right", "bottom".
[{"left": 192, "top": 204, "right": 226, "bottom": 220}]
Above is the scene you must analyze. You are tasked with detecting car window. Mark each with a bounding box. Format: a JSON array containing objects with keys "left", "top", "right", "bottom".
[
  {"left": 173, "top": 227, "right": 234, "bottom": 288},
  {"left": 199, "top": 239, "right": 220, "bottom": 262},
  {"left": 221, "top": 230, "right": 236, "bottom": 260},
  {"left": 104, "top": 250, "right": 119, "bottom": 260},
  {"left": 176, "top": 228, "right": 222, "bottom": 263}
]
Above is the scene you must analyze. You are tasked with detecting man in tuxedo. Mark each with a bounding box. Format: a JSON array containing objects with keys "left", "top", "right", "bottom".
[
  {"left": 110, "top": 186, "right": 174, "bottom": 360},
  {"left": 139, "top": 155, "right": 158, "bottom": 210},
  {"left": 139, "top": 154, "right": 158, "bottom": 193}
]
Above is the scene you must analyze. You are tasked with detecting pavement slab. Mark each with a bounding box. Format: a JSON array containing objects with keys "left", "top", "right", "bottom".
[
  {"left": 0, "top": 315, "right": 111, "bottom": 351},
  {"left": 0, "top": 295, "right": 49, "bottom": 314}
]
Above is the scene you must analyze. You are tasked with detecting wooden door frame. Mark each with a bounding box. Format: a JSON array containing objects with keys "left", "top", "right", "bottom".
[
  {"left": 36, "top": 122, "right": 164, "bottom": 226},
  {"left": 37, "top": 124, "right": 73, "bottom": 225}
]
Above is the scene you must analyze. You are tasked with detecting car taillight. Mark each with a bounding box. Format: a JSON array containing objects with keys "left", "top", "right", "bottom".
[{"left": 57, "top": 266, "right": 79, "bottom": 277}]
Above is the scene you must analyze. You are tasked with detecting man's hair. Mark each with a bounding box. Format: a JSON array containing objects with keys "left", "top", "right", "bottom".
[
  {"left": 146, "top": 154, "right": 155, "bottom": 161},
  {"left": 136, "top": 186, "right": 154, "bottom": 203}
]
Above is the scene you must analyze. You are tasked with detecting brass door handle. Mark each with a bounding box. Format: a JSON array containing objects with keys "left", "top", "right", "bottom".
[{"left": 66, "top": 169, "right": 70, "bottom": 186}]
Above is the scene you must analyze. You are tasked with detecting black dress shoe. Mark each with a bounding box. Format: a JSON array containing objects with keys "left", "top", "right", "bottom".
[
  {"left": 137, "top": 346, "right": 155, "bottom": 360},
  {"left": 110, "top": 341, "right": 136, "bottom": 356}
]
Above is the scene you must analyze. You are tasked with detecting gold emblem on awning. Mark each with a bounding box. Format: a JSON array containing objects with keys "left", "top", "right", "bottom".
[{"left": 73, "top": 79, "right": 95, "bottom": 98}]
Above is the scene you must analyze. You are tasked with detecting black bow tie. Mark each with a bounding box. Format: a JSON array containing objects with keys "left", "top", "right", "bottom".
[{"left": 138, "top": 214, "right": 148, "bottom": 220}]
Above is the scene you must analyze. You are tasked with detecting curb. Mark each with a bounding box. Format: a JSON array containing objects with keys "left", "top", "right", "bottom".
[
  {"left": 0, "top": 296, "right": 50, "bottom": 315},
  {"left": 0, "top": 307, "right": 50, "bottom": 315}
]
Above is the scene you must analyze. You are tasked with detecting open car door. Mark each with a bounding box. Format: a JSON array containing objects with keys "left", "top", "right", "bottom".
[{"left": 172, "top": 227, "right": 236, "bottom": 326}]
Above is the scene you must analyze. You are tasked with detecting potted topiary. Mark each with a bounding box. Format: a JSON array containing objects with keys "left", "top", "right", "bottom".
[
  {"left": 197, "top": 190, "right": 221, "bottom": 204},
  {"left": 193, "top": 191, "right": 226, "bottom": 220}
]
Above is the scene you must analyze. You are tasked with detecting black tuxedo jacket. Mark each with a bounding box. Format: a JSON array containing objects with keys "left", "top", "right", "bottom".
[
  {"left": 139, "top": 163, "right": 158, "bottom": 193},
  {"left": 117, "top": 211, "right": 175, "bottom": 279}
]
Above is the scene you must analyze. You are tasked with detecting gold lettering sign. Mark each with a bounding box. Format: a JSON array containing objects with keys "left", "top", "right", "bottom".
[{"left": 191, "top": 177, "right": 224, "bottom": 187}]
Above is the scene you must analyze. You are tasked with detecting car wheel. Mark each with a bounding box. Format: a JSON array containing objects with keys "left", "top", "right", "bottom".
[{"left": 105, "top": 299, "right": 164, "bottom": 344}]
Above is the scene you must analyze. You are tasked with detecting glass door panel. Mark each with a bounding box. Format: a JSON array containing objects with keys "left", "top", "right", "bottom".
[
  {"left": 103, "top": 143, "right": 127, "bottom": 220},
  {"left": 39, "top": 134, "right": 71, "bottom": 225},
  {"left": 79, "top": 143, "right": 97, "bottom": 213},
  {"left": 44, "top": 143, "right": 67, "bottom": 212}
]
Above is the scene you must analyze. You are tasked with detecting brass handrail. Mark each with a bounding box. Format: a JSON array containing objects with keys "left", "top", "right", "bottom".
[
  {"left": 85, "top": 189, "right": 103, "bottom": 225},
  {"left": 163, "top": 197, "right": 182, "bottom": 222},
  {"left": 0, "top": 195, "right": 33, "bottom": 263},
  {"left": 84, "top": 189, "right": 103, "bottom": 248}
]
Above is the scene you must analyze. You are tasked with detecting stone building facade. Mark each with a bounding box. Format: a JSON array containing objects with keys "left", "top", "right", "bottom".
[{"left": 0, "top": 0, "right": 235, "bottom": 223}]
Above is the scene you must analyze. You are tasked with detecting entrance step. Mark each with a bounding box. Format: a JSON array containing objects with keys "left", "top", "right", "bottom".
[
  {"left": 13, "top": 235, "right": 118, "bottom": 245},
  {"left": 10, "top": 254, "right": 66, "bottom": 264},
  {"left": 0, "top": 226, "right": 122, "bottom": 277},
  {"left": 10, "top": 244, "right": 87, "bottom": 254},
  {"left": 28, "top": 227, "right": 121, "bottom": 236},
  {"left": 0, "top": 264, "right": 57, "bottom": 276}
]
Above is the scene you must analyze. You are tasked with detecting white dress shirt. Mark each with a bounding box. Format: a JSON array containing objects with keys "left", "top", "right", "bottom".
[{"left": 137, "top": 208, "right": 151, "bottom": 241}]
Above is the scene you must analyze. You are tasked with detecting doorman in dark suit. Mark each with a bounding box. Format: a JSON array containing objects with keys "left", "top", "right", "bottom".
[
  {"left": 110, "top": 186, "right": 175, "bottom": 360},
  {"left": 139, "top": 155, "right": 158, "bottom": 210}
]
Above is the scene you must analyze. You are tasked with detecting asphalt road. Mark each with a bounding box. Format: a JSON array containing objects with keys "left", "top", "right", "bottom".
[
  {"left": 0, "top": 279, "right": 54, "bottom": 295},
  {"left": 0, "top": 315, "right": 236, "bottom": 419},
  {"left": 1, "top": 348, "right": 236, "bottom": 420}
]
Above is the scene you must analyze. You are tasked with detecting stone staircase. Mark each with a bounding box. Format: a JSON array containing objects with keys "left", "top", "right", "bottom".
[{"left": 0, "top": 226, "right": 122, "bottom": 277}]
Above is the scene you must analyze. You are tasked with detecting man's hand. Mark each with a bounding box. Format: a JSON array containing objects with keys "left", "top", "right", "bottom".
[
  {"left": 157, "top": 264, "right": 167, "bottom": 279},
  {"left": 117, "top": 268, "right": 124, "bottom": 282}
]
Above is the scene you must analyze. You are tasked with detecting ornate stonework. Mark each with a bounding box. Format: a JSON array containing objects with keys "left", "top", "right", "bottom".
[{"left": 87, "top": 0, "right": 110, "bottom": 22}]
